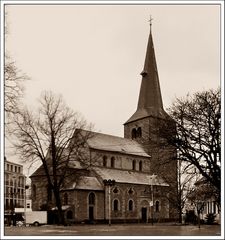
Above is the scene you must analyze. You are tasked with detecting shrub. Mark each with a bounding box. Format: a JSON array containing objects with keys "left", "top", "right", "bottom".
[{"left": 205, "top": 213, "right": 216, "bottom": 224}]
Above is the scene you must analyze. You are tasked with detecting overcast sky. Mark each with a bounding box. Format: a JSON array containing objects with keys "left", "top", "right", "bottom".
[{"left": 4, "top": 2, "right": 221, "bottom": 171}]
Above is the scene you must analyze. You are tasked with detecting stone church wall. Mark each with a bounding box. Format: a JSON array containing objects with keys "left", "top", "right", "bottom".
[
  {"left": 124, "top": 117, "right": 150, "bottom": 142},
  {"left": 74, "top": 190, "right": 105, "bottom": 222},
  {"left": 105, "top": 183, "right": 169, "bottom": 222},
  {"left": 31, "top": 175, "right": 49, "bottom": 211},
  {"left": 90, "top": 149, "right": 150, "bottom": 172}
]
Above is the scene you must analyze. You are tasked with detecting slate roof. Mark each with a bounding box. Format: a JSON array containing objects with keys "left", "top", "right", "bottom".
[
  {"left": 63, "top": 176, "right": 103, "bottom": 191},
  {"left": 62, "top": 168, "right": 169, "bottom": 192},
  {"left": 92, "top": 167, "right": 169, "bottom": 186},
  {"left": 125, "top": 108, "right": 170, "bottom": 124},
  {"left": 30, "top": 160, "right": 86, "bottom": 177},
  {"left": 124, "top": 27, "right": 170, "bottom": 124},
  {"left": 75, "top": 176, "right": 103, "bottom": 190},
  {"left": 79, "top": 129, "right": 150, "bottom": 158}
]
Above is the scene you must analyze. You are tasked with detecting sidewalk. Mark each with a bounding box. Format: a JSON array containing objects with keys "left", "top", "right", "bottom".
[{"left": 4, "top": 222, "right": 222, "bottom": 237}]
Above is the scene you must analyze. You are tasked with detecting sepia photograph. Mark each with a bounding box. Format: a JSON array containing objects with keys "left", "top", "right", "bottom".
[{"left": 1, "top": 0, "right": 223, "bottom": 239}]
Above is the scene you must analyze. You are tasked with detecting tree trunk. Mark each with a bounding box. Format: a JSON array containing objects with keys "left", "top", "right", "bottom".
[
  {"left": 178, "top": 207, "right": 182, "bottom": 223},
  {"left": 198, "top": 213, "right": 200, "bottom": 228},
  {"left": 54, "top": 189, "right": 64, "bottom": 225}
]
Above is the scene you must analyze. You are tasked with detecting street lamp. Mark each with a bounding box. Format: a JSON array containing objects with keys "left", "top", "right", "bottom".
[
  {"left": 11, "top": 175, "right": 17, "bottom": 226},
  {"left": 149, "top": 174, "right": 157, "bottom": 225},
  {"left": 196, "top": 201, "right": 205, "bottom": 228},
  {"left": 24, "top": 180, "right": 29, "bottom": 226},
  {"left": 103, "top": 179, "right": 115, "bottom": 226}
]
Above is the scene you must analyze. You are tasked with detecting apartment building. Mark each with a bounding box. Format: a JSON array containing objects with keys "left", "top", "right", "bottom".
[{"left": 4, "top": 158, "right": 26, "bottom": 213}]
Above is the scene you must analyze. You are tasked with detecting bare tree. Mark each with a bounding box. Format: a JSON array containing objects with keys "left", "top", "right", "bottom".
[
  {"left": 4, "top": 9, "right": 29, "bottom": 126},
  {"left": 12, "top": 91, "right": 93, "bottom": 224},
  {"left": 160, "top": 88, "right": 221, "bottom": 209},
  {"left": 187, "top": 181, "right": 217, "bottom": 228},
  {"left": 176, "top": 162, "right": 201, "bottom": 223},
  {"left": 4, "top": 55, "right": 29, "bottom": 126}
]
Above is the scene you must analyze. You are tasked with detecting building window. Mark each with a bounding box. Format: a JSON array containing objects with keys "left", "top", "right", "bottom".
[
  {"left": 113, "top": 199, "right": 119, "bottom": 211},
  {"left": 139, "top": 161, "right": 143, "bottom": 171},
  {"left": 7, "top": 164, "right": 9, "bottom": 171},
  {"left": 155, "top": 200, "right": 160, "bottom": 212},
  {"left": 19, "top": 176, "right": 24, "bottom": 187},
  {"left": 137, "top": 127, "right": 142, "bottom": 137},
  {"left": 18, "top": 167, "right": 21, "bottom": 173},
  {"left": 27, "top": 203, "right": 31, "bottom": 208},
  {"left": 132, "top": 160, "right": 136, "bottom": 170},
  {"left": 64, "top": 193, "right": 68, "bottom": 205},
  {"left": 32, "top": 184, "right": 36, "bottom": 200},
  {"left": 6, "top": 174, "right": 9, "bottom": 185},
  {"left": 14, "top": 178, "right": 17, "bottom": 188},
  {"left": 10, "top": 177, "right": 13, "bottom": 186},
  {"left": 15, "top": 166, "right": 17, "bottom": 173},
  {"left": 103, "top": 156, "right": 107, "bottom": 167},
  {"left": 10, "top": 165, "right": 13, "bottom": 172},
  {"left": 128, "top": 200, "right": 134, "bottom": 211},
  {"left": 132, "top": 128, "right": 137, "bottom": 139},
  {"left": 111, "top": 157, "right": 115, "bottom": 168},
  {"left": 89, "top": 192, "right": 95, "bottom": 205},
  {"left": 132, "top": 127, "right": 142, "bottom": 139},
  {"left": 6, "top": 199, "right": 9, "bottom": 209},
  {"left": 8, "top": 198, "right": 12, "bottom": 208}
]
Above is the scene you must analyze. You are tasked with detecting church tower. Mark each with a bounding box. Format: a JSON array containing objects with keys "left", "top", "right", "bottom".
[{"left": 124, "top": 21, "right": 178, "bottom": 208}]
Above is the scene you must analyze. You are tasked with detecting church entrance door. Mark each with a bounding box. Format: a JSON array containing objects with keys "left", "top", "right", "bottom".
[
  {"left": 141, "top": 207, "right": 147, "bottom": 223},
  {"left": 89, "top": 206, "right": 94, "bottom": 223}
]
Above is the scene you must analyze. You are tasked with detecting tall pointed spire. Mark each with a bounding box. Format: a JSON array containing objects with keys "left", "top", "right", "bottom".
[{"left": 125, "top": 20, "right": 167, "bottom": 124}]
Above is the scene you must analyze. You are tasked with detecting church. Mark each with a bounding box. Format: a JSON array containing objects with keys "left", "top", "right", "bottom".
[{"left": 30, "top": 22, "right": 178, "bottom": 224}]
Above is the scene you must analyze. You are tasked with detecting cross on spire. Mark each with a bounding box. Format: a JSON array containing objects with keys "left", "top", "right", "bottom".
[{"left": 149, "top": 15, "right": 153, "bottom": 30}]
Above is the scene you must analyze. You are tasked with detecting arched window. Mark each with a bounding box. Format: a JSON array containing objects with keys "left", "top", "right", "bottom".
[
  {"left": 111, "top": 157, "right": 115, "bottom": 168},
  {"left": 67, "top": 210, "right": 73, "bottom": 219},
  {"left": 132, "top": 160, "right": 136, "bottom": 170},
  {"left": 32, "top": 184, "right": 36, "bottom": 200},
  {"left": 137, "top": 127, "right": 142, "bottom": 137},
  {"left": 89, "top": 192, "right": 95, "bottom": 205},
  {"left": 103, "top": 156, "right": 107, "bottom": 167},
  {"left": 132, "top": 128, "right": 137, "bottom": 139},
  {"left": 139, "top": 161, "right": 143, "bottom": 171},
  {"left": 64, "top": 193, "right": 68, "bottom": 205},
  {"left": 113, "top": 199, "right": 119, "bottom": 211},
  {"left": 128, "top": 200, "right": 134, "bottom": 211},
  {"left": 155, "top": 200, "right": 160, "bottom": 212}
]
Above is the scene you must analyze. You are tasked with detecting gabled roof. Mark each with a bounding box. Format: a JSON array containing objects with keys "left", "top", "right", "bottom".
[
  {"left": 62, "top": 176, "right": 103, "bottom": 191},
  {"left": 92, "top": 167, "right": 169, "bottom": 186},
  {"left": 79, "top": 129, "right": 150, "bottom": 158},
  {"left": 30, "top": 160, "right": 86, "bottom": 177},
  {"left": 75, "top": 176, "right": 103, "bottom": 190},
  {"left": 30, "top": 128, "right": 149, "bottom": 178}
]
